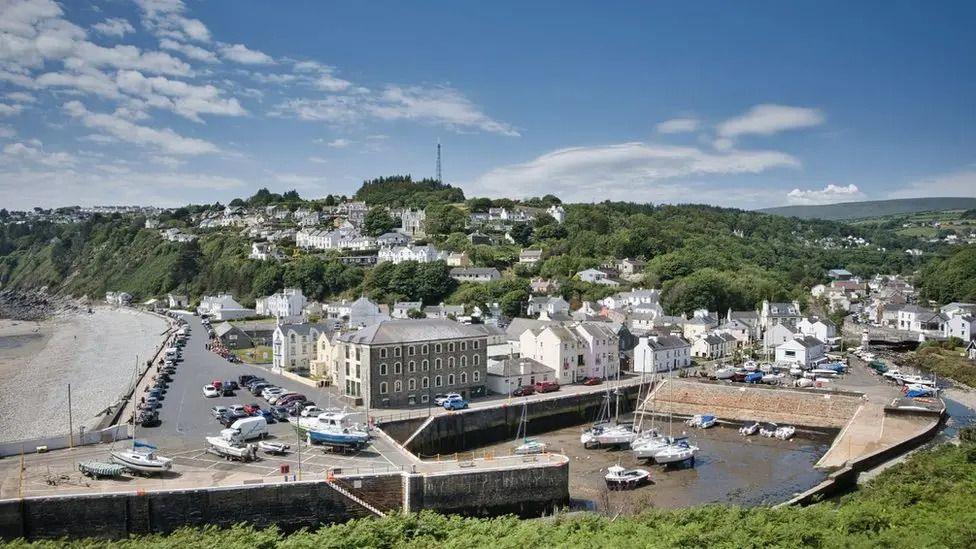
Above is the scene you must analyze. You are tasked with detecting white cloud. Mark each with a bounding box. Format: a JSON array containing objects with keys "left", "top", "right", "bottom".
[
  {"left": 0, "top": 103, "right": 24, "bottom": 116},
  {"left": 270, "top": 96, "right": 363, "bottom": 123},
  {"left": 63, "top": 100, "right": 218, "bottom": 155},
  {"left": 2, "top": 140, "right": 75, "bottom": 167},
  {"left": 219, "top": 43, "right": 274, "bottom": 65},
  {"left": 469, "top": 142, "right": 799, "bottom": 203},
  {"left": 656, "top": 117, "right": 699, "bottom": 134},
  {"left": 314, "top": 73, "right": 352, "bottom": 92},
  {"left": 36, "top": 68, "right": 122, "bottom": 98},
  {"left": 159, "top": 38, "right": 218, "bottom": 63},
  {"left": 91, "top": 18, "right": 135, "bottom": 38},
  {"left": 135, "top": 0, "right": 211, "bottom": 43},
  {"left": 718, "top": 104, "right": 824, "bottom": 138},
  {"left": 888, "top": 169, "right": 976, "bottom": 199},
  {"left": 786, "top": 183, "right": 865, "bottom": 205},
  {"left": 5, "top": 91, "right": 35, "bottom": 103},
  {"left": 0, "top": 125, "right": 15, "bottom": 138},
  {"left": 369, "top": 85, "right": 519, "bottom": 136},
  {"left": 307, "top": 156, "right": 329, "bottom": 164},
  {"left": 325, "top": 138, "right": 352, "bottom": 148},
  {"left": 114, "top": 69, "right": 246, "bottom": 122}
]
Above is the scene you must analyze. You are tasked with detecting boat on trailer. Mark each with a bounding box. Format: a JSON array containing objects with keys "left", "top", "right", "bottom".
[
  {"left": 110, "top": 442, "right": 172, "bottom": 474},
  {"left": 605, "top": 465, "right": 650, "bottom": 490}
]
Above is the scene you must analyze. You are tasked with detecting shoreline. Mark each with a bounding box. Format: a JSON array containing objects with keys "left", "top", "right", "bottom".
[{"left": 0, "top": 306, "right": 170, "bottom": 443}]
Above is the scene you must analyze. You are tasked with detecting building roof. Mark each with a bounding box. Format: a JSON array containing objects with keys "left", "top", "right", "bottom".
[
  {"left": 277, "top": 322, "right": 337, "bottom": 337},
  {"left": 489, "top": 357, "right": 554, "bottom": 377},
  {"left": 450, "top": 267, "right": 500, "bottom": 277},
  {"left": 393, "top": 301, "right": 422, "bottom": 310},
  {"left": 339, "top": 319, "right": 484, "bottom": 345},
  {"left": 780, "top": 335, "right": 823, "bottom": 349},
  {"left": 646, "top": 335, "right": 689, "bottom": 350}
]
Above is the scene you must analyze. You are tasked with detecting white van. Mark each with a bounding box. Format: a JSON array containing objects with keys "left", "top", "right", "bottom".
[{"left": 223, "top": 416, "right": 268, "bottom": 441}]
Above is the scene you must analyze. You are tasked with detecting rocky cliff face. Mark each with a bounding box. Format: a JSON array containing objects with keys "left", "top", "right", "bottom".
[{"left": 0, "top": 289, "right": 79, "bottom": 320}]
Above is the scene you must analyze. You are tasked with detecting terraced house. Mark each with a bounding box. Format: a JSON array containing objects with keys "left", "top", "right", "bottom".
[{"left": 335, "top": 319, "right": 488, "bottom": 408}]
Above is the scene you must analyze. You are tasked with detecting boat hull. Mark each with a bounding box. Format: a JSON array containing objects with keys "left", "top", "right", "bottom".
[{"left": 110, "top": 451, "right": 172, "bottom": 473}]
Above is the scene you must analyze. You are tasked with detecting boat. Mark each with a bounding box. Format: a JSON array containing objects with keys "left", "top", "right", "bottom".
[
  {"left": 257, "top": 440, "right": 290, "bottom": 455},
  {"left": 774, "top": 425, "right": 796, "bottom": 440},
  {"left": 713, "top": 367, "right": 735, "bottom": 380},
  {"left": 206, "top": 435, "right": 257, "bottom": 462},
  {"left": 762, "top": 373, "right": 785, "bottom": 385},
  {"left": 605, "top": 465, "right": 650, "bottom": 490},
  {"left": 582, "top": 380, "right": 636, "bottom": 448},
  {"left": 298, "top": 410, "right": 371, "bottom": 449},
  {"left": 904, "top": 384, "right": 939, "bottom": 398},
  {"left": 513, "top": 402, "right": 548, "bottom": 455},
  {"left": 78, "top": 461, "right": 127, "bottom": 479},
  {"left": 789, "top": 366, "right": 804, "bottom": 377},
  {"left": 686, "top": 414, "right": 717, "bottom": 429},
  {"left": 794, "top": 378, "right": 814, "bottom": 388},
  {"left": 742, "top": 361, "right": 758, "bottom": 372},
  {"left": 652, "top": 439, "right": 699, "bottom": 465},
  {"left": 739, "top": 422, "right": 759, "bottom": 436},
  {"left": 632, "top": 366, "right": 698, "bottom": 466},
  {"left": 811, "top": 368, "right": 839, "bottom": 378},
  {"left": 759, "top": 423, "right": 779, "bottom": 437},
  {"left": 744, "top": 372, "right": 763, "bottom": 383},
  {"left": 110, "top": 441, "right": 172, "bottom": 474}
]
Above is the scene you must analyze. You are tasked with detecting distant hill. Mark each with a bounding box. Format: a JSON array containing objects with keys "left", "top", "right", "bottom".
[{"left": 758, "top": 197, "right": 976, "bottom": 220}]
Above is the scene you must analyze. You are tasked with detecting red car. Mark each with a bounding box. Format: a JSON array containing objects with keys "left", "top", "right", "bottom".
[
  {"left": 243, "top": 404, "right": 261, "bottom": 415},
  {"left": 211, "top": 380, "right": 223, "bottom": 390},
  {"left": 512, "top": 385, "right": 535, "bottom": 397},
  {"left": 534, "top": 381, "right": 560, "bottom": 393},
  {"left": 582, "top": 377, "right": 602, "bottom": 386}
]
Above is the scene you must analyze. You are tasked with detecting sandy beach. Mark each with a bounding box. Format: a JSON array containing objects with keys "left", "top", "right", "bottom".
[{"left": 0, "top": 307, "right": 170, "bottom": 443}]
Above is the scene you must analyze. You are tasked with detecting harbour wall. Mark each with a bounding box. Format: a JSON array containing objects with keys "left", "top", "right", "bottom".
[
  {"left": 0, "top": 458, "right": 570, "bottom": 540},
  {"left": 0, "top": 425, "right": 129, "bottom": 459},
  {"left": 384, "top": 385, "right": 647, "bottom": 456}
]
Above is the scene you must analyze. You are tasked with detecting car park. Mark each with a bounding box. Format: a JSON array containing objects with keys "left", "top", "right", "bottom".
[{"left": 202, "top": 385, "right": 219, "bottom": 398}]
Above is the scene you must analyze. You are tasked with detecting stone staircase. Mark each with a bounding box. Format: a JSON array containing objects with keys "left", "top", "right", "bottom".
[{"left": 325, "top": 479, "right": 387, "bottom": 518}]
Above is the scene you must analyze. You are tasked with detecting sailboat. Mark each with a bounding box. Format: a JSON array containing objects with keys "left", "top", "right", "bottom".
[
  {"left": 581, "top": 373, "right": 636, "bottom": 448},
  {"left": 632, "top": 364, "right": 698, "bottom": 466},
  {"left": 110, "top": 357, "right": 172, "bottom": 475},
  {"left": 513, "top": 402, "right": 547, "bottom": 455}
]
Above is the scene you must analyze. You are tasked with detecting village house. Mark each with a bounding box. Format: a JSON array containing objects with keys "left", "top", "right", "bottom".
[
  {"left": 166, "top": 293, "right": 188, "bottom": 309},
  {"left": 197, "top": 294, "right": 255, "bottom": 321},
  {"left": 526, "top": 296, "right": 570, "bottom": 319},
  {"left": 517, "top": 321, "right": 620, "bottom": 384},
  {"left": 486, "top": 356, "right": 556, "bottom": 395},
  {"left": 632, "top": 334, "right": 692, "bottom": 372},
  {"left": 726, "top": 309, "right": 762, "bottom": 340},
  {"left": 450, "top": 267, "right": 501, "bottom": 284},
  {"left": 897, "top": 305, "right": 947, "bottom": 334},
  {"left": 765, "top": 323, "right": 799, "bottom": 348},
  {"left": 691, "top": 333, "right": 735, "bottom": 360},
  {"left": 296, "top": 227, "right": 376, "bottom": 251},
  {"left": 255, "top": 288, "right": 307, "bottom": 323},
  {"left": 249, "top": 241, "right": 283, "bottom": 261},
  {"left": 392, "top": 301, "right": 423, "bottom": 319},
  {"left": 347, "top": 296, "right": 390, "bottom": 328},
  {"left": 399, "top": 208, "right": 426, "bottom": 238},
  {"left": 519, "top": 249, "right": 543, "bottom": 265},
  {"left": 377, "top": 231, "right": 411, "bottom": 247},
  {"left": 335, "top": 319, "right": 489, "bottom": 407},
  {"left": 444, "top": 251, "right": 469, "bottom": 267},
  {"left": 424, "top": 303, "right": 465, "bottom": 319},
  {"left": 716, "top": 318, "right": 752, "bottom": 344},
  {"left": 272, "top": 321, "right": 338, "bottom": 373},
  {"left": 682, "top": 310, "right": 719, "bottom": 340},
  {"left": 775, "top": 336, "right": 826, "bottom": 367},
  {"left": 576, "top": 268, "right": 619, "bottom": 286},
  {"left": 759, "top": 300, "right": 803, "bottom": 333},
  {"left": 530, "top": 277, "right": 560, "bottom": 294},
  {"left": 797, "top": 317, "right": 837, "bottom": 345},
  {"left": 547, "top": 204, "right": 566, "bottom": 223},
  {"left": 377, "top": 244, "right": 446, "bottom": 264}
]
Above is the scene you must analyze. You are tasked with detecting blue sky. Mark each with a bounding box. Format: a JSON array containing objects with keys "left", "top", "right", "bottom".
[{"left": 1, "top": 0, "right": 974, "bottom": 210}]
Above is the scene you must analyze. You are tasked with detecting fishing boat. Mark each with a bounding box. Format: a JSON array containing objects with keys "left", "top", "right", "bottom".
[
  {"left": 739, "top": 422, "right": 759, "bottom": 436},
  {"left": 299, "top": 410, "right": 370, "bottom": 448},
  {"left": 110, "top": 440, "right": 172, "bottom": 474},
  {"left": 605, "top": 465, "right": 650, "bottom": 490},
  {"left": 686, "top": 414, "right": 717, "bottom": 429},
  {"left": 713, "top": 367, "right": 735, "bottom": 380},
  {"left": 789, "top": 366, "right": 804, "bottom": 377},
  {"left": 774, "top": 425, "right": 796, "bottom": 440},
  {"left": 513, "top": 402, "right": 548, "bottom": 455}
]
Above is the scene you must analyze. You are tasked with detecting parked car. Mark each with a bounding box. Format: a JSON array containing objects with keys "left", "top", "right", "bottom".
[
  {"left": 211, "top": 380, "right": 223, "bottom": 390},
  {"left": 250, "top": 382, "right": 272, "bottom": 396},
  {"left": 276, "top": 394, "right": 306, "bottom": 407},
  {"left": 229, "top": 405, "right": 246, "bottom": 415},
  {"left": 222, "top": 381, "right": 239, "bottom": 391},
  {"left": 267, "top": 391, "right": 294, "bottom": 405},
  {"left": 270, "top": 406, "right": 291, "bottom": 421},
  {"left": 218, "top": 412, "right": 236, "bottom": 427},
  {"left": 210, "top": 406, "right": 228, "bottom": 419},
  {"left": 512, "top": 385, "right": 535, "bottom": 397},
  {"left": 534, "top": 381, "right": 560, "bottom": 393},
  {"left": 239, "top": 375, "right": 257, "bottom": 386},
  {"left": 442, "top": 396, "right": 468, "bottom": 411},
  {"left": 434, "top": 393, "right": 461, "bottom": 406},
  {"left": 582, "top": 377, "right": 602, "bottom": 386},
  {"left": 202, "top": 385, "right": 219, "bottom": 398},
  {"left": 243, "top": 404, "right": 261, "bottom": 415},
  {"left": 245, "top": 379, "right": 267, "bottom": 391},
  {"left": 221, "top": 386, "right": 236, "bottom": 397},
  {"left": 261, "top": 387, "right": 284, "bottom": 400},
  {"left": 256, "top": 409, "right": 274, "bottom": 423},
  {"left": 300, "top": 406, "right": 325, "bottom": 417}
]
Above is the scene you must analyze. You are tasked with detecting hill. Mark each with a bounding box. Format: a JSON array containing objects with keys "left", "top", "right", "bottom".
[{"left": 759, "top": 197, "right": 976, "bottom": 220}]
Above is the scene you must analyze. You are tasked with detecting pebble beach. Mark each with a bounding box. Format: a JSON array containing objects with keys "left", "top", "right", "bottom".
[{"left": 0, "top": 307, "right": 169, "bottom": 443}]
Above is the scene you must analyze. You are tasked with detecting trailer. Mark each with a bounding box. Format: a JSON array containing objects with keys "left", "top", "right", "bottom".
[{"left": 205, "top": 436, "right": 258, "bottom": 462}]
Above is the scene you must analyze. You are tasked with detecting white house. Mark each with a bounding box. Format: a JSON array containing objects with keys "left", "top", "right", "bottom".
[
  {"left": 632, "top": 335, "right": 692, "bottom": 373},
  {"left": 526, "top": 296, "right": 570, "bottom": 318},
  {"left": 765, "top": 323, "right": 798, "bottom": 348},
  {"left": 249, "top": 242, "right": 283, "bottom": 261},
  {"left": 486, "top": 356, "right": 556, "bottom": 395},
  {"left": 400, "top": 208, "right": 426, "bottom": 238},
  {"left": 256, "top": 288, "right": 307, "bottom": 323},
  {"left": 547, "top": 204, "right": 565, "bottom": 223},
  {"left": 296, "top": 227, "right": 376, "bottom": 251},
  {"left": 519, "top": 249, "right": 543, "bottom": 264},
  {"left": 518, "top": 321, "right": 620, "bottom": 384},
  {"left": 797, "top": 317, "right": 837, "bottom": 344},
  {"left": 577, "top": 268, "right": 619, "bottom": 286},
  {"left": 377, "top": 244, "right": 446, "bottom": 264},
  {"left": 944, "top": 314, "right": 975, "bottom": 342},
  {"left": 167, "top": 293, "right": 188, "bottom": 309},
  {"left": 446, "top": 252, "right": 470, "bottom": 267},
  {"left": 775, "top": 336, "right": 825, "bottom": 367},
  {"left": 897, "top": 305, "right": 947, "bottom": 334},
  {"left": 392, "top": 301, "right": 423, "bottom": 319},
  {"left": 691, "top": 333, "right": 736, "bottom": 359},
  {"left": 197, "top": 294, "right": 255, "bottom": 321},
  {"left": 760, "top": 300, "right": 802, "bottom": 333},
  {"left": 450, "top": 267, "right": 501, "bottom": 284},
  {"left": 377, "top": 232, "right": 411, "bottom": 247},
  {"left": 348, "top": 296, "right": 390, "bottom": 328},
  {"left": 273, "top": 322, "right": 336, "bottom": 372}
]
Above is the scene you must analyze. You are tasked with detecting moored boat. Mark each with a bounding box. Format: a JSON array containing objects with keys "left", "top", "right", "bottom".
[
  {"left": 774, "top": 425, "right": 796, "bottom": 440},
  {"left": 686, "top": 414, "right": 717, "bottom": 429},
  {"left": 739, "top": 422, "right": 759, "bottom": 436},
  {"left": 605, "top": 465, "right": 650, "bottom": 490}
]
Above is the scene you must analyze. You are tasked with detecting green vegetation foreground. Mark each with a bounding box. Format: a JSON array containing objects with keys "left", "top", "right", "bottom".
[{"left": 4, "top": 442, "right": 976, "bottom": 548}]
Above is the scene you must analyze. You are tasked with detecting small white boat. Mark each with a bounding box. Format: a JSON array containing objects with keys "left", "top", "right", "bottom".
[
  {"left": 206, "top": 436, "right": 257, "bottom": 462},
  {"left": 789, "top": 366, "right": 804, "bottom": 377},
  {"left": 742, "top": 362, "right": 758, "bottom": 372},
  {"left": 686, "top": 414, "right": 717, "bottom": 429},
  {"left": 110, "top": 448, "right": 172, "bottom": 474},
  {"left": 811, "top": 369, "right": 839, "bottom": 378},
  {"left": 714, "top": 367, "right": 735, "bottom": 380},
  {"left": 774, "top": 426, "right": 796, "bottom": 440},
  {"left": 653, "top": 440, "right": 699, "bottom": 465},
  {"left": 514, "top": 438, "right": 548, "bottom": 455},
  {"left": 794, "top": 378, "right": 814, "bottom": 388},
  {"left": 762, "top": 373, "right": 785, "bottom": 385},
  {"left": 739, "top": 422, "right": 759, "bottom": 436},
  {"left": 592, "top": 424, "right": 638, "bottom": 446},
  {"left": 257, "top": 440, "right": 290, "bottom": 455},
  {"left": 605, "top": 465, "right": 650, "bottom": 490},
  {"left": 759, "top": 423, "right": 778, "bottom": 438}
]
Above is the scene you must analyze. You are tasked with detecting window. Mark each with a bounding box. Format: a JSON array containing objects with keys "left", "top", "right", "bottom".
[
  {"left": 473, "top": 355, "right": 480, "bottom": 366},
  {"left": 460, "top": 356, "right": 467, "bottom": 368},
  {"left": 422, "top": 376, "right": 429, "bottom": 389},
  {"left": 408, "top": 345, "right": 415, "bottom": 356},
  {"left": 461, "top": 341, "right": 467, "bottom": 351},
  {"left": 380, "top": 348, "right": 388, "bottom": 359},
  {"left": 448, "top": 374, "right": 455, "bottom": 386},
  {"left": 422, "top": 359, "right": 429, "bottom": 371},
  {"left": 421, "top": 394, "right": 429, "bottom": 403},
  {"left": 394, "top": 347, "right": 401, "bottom": 357},
  {"left": 408, "top": 378, "right": 416, "bottom": 390},
  {"left": 448, "top": 342, "right": 455, "bottom": 352},
  {"left": 345, "top": 347, "right": 350, "bottom": 358},
  {"left": 435, "top": 375, "right": 443, "bottom": 387},
  {"left": 421, "top": 344, "right": 429, "bottom": 354},
  {"left": 394, "top": 362, "right": 402, "bottom": 374},
  {"left": 379, "top": 363, "right": 387, "bottom": 376},
  {"left": 473, "top": 340, "right": 479, "bottom": 349},
  {"left": 408, "top": 361, "right": 416, "bottom": 373},
  {"left": 394, "top": 380, "right": 402, "bottom": 392},
  {"left": 355, "top": 348, "right": 360, "bottom": 360},
  {"left": 473, "top": 371, "right": 480, "bottom": 382},
  {"left": 435, "top": 358, "right": 442, "bottom": 370},
  {"left": 460, "top": 372, "right": 467, "bottom": 384},
  {"left": 448, "top": 357, "right": 455, "bottom": 368},
  {"left": 379, "top": 382, "right": 388, "bottom": 394},
  {"left": 290, "top": 334, "right": 295, "bottom": 344},
  {"left": 434, "top": 343, "right": 442, "bottom": 353}
]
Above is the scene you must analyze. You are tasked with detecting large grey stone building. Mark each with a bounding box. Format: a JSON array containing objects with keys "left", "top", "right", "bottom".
[{"left": 337, "top": 319, "right": 488, "bottom": 408}]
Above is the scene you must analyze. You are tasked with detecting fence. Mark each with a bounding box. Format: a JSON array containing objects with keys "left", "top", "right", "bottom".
[{"left": 0, "top": 425, "right": 130, "bottom": 458}]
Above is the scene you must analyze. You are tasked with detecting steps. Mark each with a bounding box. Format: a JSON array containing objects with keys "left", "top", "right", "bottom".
[
  {"left": 401, "top": 415, "right": 436, "bottom": 449},
  {"left": 325, "top": 479, "right": 387, "bottom": 518}
]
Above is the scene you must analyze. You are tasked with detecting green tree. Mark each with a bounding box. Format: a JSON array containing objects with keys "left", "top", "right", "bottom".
[
  {"left": 363, "top": 208, "right": 397, "bottom": 237},
  {"left": 424, "top": 204, "right": 466, "bottom": 235}
]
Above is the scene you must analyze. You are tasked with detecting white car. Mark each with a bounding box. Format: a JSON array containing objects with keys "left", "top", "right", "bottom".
[
  {"left": 434, "top": 393, "right": 461, "bottom": 406},
  {"left": 268, "top": 392, "right": 296, "bottom": 405},
  {"left": 300, "top": 406, "right": 325, "bottom": 417},
  {"left": 202, "top": 385, "right": 219, "bottom": 398},
  {"left": 262, "top": 388, "right": 286, "bottom": 401},
  {"left": 210, "top": 406, "right": 228, "bottom": 418},
  {"left": 229, "top": 405, "right": 246, "bottom": 415}
]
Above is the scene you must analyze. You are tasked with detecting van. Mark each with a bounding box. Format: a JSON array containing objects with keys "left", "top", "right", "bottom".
[{"left": 225, "top": 416, "right": 268, "bottom": 441}]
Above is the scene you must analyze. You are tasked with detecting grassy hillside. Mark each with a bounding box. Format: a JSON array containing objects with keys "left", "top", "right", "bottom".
[
  {"left": 4, "top": 441, "right": 975, "bottom": 547},
  {"left": 759, "top": 197, "right": 976, "bottom": 220}
]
